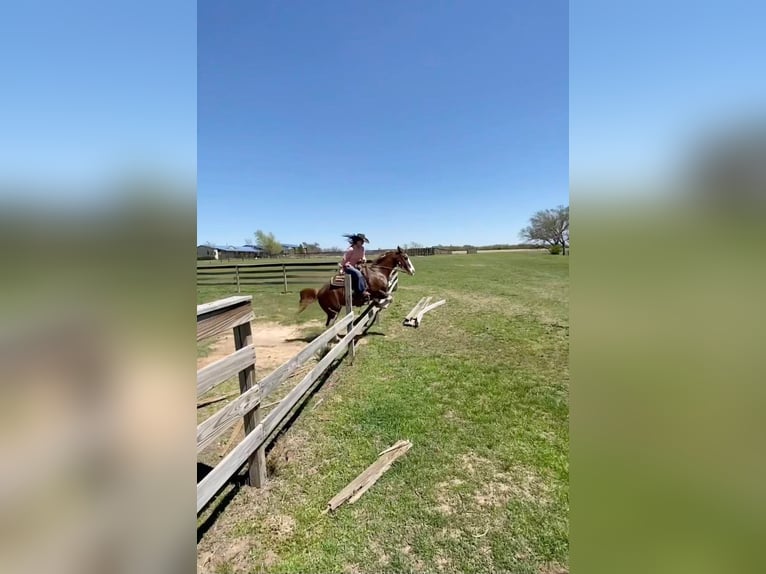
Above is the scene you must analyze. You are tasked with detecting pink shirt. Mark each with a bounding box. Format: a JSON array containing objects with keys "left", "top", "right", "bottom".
[{"left": 342, "top": 244, "right": 365, "bottom": 268}]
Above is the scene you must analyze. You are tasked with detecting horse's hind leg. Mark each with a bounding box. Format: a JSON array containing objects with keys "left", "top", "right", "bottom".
[{"left": 323, "top": 311, "right": 346, "bottom": 344}]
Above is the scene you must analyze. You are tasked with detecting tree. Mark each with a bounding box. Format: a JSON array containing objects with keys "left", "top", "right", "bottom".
[
  {"left": 254, "top": 229, "right": 283, "bottom": 257},
  {"left": 244, "top": 238, "right": 254, "bottom": 246},
  {"left": 300, "top": 241, "right": 321, "bottom": 254},
  {"left": 520, "top": 205, "right": 569, "bottom": 255}
]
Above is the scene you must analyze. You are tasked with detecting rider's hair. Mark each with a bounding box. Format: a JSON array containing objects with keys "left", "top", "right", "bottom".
[{"left": 343, "top": 234, "right": 364, "bottom": 245}]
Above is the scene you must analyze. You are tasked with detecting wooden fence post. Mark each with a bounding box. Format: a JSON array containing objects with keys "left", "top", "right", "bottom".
[
  {"left": 233, "top": 320, "right": 266, "bottom": 487},
  {"left": 282, "top": 264, "right": 288, "bottom": 294},
  {"left": 235, "top": 265, "right": 241, "bottom": 293},
  {"left": 344, "top": 273, "right": 355, "bottom": 363}
]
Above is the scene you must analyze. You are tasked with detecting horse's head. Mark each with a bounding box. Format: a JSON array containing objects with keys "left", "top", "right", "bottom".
[{"left": 394, "top": 246, "right": 416, "bottom": 275}]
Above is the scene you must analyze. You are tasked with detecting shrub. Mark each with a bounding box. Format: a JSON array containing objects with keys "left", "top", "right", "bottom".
[{"left": 549, "top": 244, "right": 562, "bottom": 255}]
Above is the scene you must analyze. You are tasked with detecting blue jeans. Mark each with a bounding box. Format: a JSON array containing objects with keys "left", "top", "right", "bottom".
[{"left": 345, "top": 266, "right": 367, "bottom": 293}]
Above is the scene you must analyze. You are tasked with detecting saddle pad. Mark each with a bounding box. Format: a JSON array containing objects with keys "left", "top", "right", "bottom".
[{"left": 331, "top": 266, "right": 369, "bottom": 288}]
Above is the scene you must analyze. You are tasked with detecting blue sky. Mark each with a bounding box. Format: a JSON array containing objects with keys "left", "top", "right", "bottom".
[
  {"left": 0, "top": 1, "right": 196, "bottom": 195},
  {"left": 3, "top": 1, "right": 762, "bottom": 238},
  {"left": 198, "top": 1, "right": 568, "bottom": 249},
  {"left": 570, "top": 1, "right": 766, "bottom": 189}
]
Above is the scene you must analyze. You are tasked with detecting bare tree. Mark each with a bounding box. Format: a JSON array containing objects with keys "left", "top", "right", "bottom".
[{"left": 520, "top": 205, "right": 569, "bottom": 255}]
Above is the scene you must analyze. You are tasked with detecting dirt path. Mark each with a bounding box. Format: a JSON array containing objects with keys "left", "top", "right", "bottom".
[{"left": 198, "top": 320, "right": 324, "bottom": 377}]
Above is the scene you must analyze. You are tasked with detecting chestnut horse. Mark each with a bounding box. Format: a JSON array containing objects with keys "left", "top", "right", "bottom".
[{"left": 298, "top": 247, "right": 415, "bottom": 326}]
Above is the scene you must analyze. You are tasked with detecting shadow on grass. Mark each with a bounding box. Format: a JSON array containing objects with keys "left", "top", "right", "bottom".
[
  {"left": 284, "top": 333, "right": 322, "bottom": 343},
  {"left": 267, "top": 355, "right": 345, "bottom": 448},
  {"left": 197, "top": 463, "right": 248, "bottom": 543},
  {"left": 362, "top": 331, "right": 386, "bottom": 337}
]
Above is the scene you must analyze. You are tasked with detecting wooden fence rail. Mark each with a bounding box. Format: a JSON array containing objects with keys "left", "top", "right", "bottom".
[
  {"left": 196, "top": 271, "right": 399, "bottom": 513},
  {"left": 197, "top": 261, "right": 339, "bottom": 293}
]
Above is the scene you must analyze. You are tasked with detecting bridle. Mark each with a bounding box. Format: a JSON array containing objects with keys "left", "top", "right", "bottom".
[{"left": 367, "top": 257, "right": 407, "bottom": 273}]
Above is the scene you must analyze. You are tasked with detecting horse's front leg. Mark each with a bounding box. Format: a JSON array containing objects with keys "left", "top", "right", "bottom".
[{"left": 368, "top": 285, "right": 393, "bottom": 308}]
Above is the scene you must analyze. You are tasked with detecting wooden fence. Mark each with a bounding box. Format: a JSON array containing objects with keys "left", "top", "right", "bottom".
[
  {"left": 197, "top": 261, "right": 339, "bottom": 293},
  {"left": 197, "top": 271, "right": 399, "bottom": 513}
]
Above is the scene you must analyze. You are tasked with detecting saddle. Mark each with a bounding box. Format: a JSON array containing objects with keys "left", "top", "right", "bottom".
[{"left": 330, "top": 264, "right": 370, "bottom": 289}]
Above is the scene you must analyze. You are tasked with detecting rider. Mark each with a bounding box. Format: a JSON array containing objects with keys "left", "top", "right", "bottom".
[{"left": 341, "top": 233, "right": 371, "bottom": 302}]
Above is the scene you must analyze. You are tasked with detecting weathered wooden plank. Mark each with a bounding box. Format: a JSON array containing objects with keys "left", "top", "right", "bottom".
[
  {"left": 197, "top": 276, "right": 237, "bottom": 282},
  {"left": 284, "top": 273, "right": 344, "bottom": 280},
  {"left": 345, "top": 274, "right": 355, "bottom": 363},
  {"left": 197, "top": 315, "right": 368, "bottom": 513},
  {"left": 197, "top": 344, "right": 256, "bottom": 397},
  {"left": 233, "top": 321, "right": 265, "bottom": 488},
  {"left": 415, "top": 299, "right": 446, "bottom": 324},
  {"left": 197, "top": 271, "right": 237, "bottom": 276},
  {"left": 347, "top": 441, "right": 412, "bottom": 504},
  {"left": 197, "top": 296, "right": 251, "bottom": 317},
  {"left": 235, "top": 270, "right": 290, "bottom": 277},
  {"left": 196, "top": 384, "right": 261, "bottom": 452},
  {"left": 324, "top": 440, "right": 412, "bottom": 513},
  {"left": 407, "top": 297, "right": 426, "bottom": 319},
  {"left": 404, "top": 297, "right": 428, "bottom": 322},
  {"left": 197, "top": 302, "right": 254, "bottom": 341}
]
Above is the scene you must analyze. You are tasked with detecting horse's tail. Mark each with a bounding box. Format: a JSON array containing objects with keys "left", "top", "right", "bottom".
[{"left": 298, "top": 288, "right": 318, "bottom": 313}]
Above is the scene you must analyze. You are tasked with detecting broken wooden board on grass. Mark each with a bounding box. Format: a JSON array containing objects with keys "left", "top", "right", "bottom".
[
  {"left": 197, "top": 391, "right": 238, "bottom": 409},
  {"left": 403, "top": 296, "right": 446, "bottom": 328},
  {"left": 323, "top": 439, "right": 412, "bottom": 513},
  {"left": 402, "top": 297, "right": 431, "bottom": 327}
]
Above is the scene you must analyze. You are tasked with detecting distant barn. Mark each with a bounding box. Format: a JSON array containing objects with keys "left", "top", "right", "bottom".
[
  {"left": 197, "top": 244, "right": 265, "bottom": 261},
  {"left": 281, "top": 243, "right": 301, "bottom": 255}
]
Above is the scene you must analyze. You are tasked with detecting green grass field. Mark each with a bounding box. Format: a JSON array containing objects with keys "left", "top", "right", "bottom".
[{"left": 197, "top": 252, "right": 569, "bottom": 574}]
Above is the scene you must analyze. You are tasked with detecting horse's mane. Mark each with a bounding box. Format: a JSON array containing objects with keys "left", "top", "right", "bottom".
[{"left": 371, "top": 251, "right": 395, "bottom": 265}]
